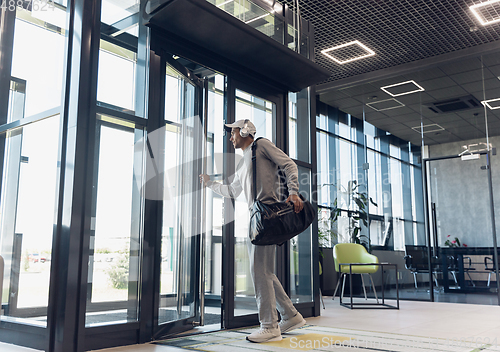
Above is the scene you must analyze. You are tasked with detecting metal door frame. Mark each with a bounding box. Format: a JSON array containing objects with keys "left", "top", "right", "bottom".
[{"left": 149, "top": 52, "right": 206, "bottom": 339}]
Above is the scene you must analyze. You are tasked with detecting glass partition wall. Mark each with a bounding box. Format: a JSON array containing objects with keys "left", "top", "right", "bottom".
[{"left": 317, "top": 51, "right": 500, "bottom": 305}]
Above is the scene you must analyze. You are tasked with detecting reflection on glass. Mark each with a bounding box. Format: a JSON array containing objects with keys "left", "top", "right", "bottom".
[
  {"left": 289, "top": 166, "right": 313, "bottom": 303},
  {"left": 316, "top": 131, "right": 336, "bottom": 207},
  {"left": 288, "top": 91, "right": 310, "bottom": 163},
  {"left": 0, "top": 115, "right": 60, "bottom": 327},
  {"left": 207, "top": 0, "right": 284, "bottom": 45},
  {"left": 286, "top": 24, "right": 309, "bottom": 58},
  {"left": 86, "top": 118, "right": 143, "bottom": 326},
  {"left": 233, "top": 89, "right": 274, "bottom": 316}
]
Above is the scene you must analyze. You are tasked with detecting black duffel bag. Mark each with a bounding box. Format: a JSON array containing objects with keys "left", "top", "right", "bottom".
[{"left": 249, "top": 139, "right": 316, "bottom": 246}]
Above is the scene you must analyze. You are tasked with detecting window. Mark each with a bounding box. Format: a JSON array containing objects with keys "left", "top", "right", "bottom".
[{"left": 316, "top": 102, "right": 424, "bottom": 249}]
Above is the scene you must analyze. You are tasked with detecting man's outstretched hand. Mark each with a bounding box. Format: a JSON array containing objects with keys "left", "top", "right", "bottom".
[
  {"left": 199, "top": 174, "right": 210, "bottom": 185},
  {"left": 286, "top": 194, "right": 304, "bottom": 213}
]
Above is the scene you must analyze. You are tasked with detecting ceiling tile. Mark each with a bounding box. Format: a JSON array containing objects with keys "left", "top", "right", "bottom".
[
  {"left": 460, "top": 81, "right": 485, "bottom": 94},
  {"left": 427, "top": 86, "right": 469, "bottom": 100},
  {"left": 419, "top": 76, "right": 457, "bottom": 91},
  {"left": 486, "top": 65, "right": 500, "bottom": 77},
  {"left": 449, "top": 69, "right": 494, "bottom": 85},
  {"left": 403, "top": 67, "right": 447, "bottom": 82},
  {"left": 391, "top": 113, "right": 422, "bottom": 124},
  {"left": 439, "top": 58, "right": 483, "bottom": 75},
  {"left": 330, "top": 97, "right": 362, "bottom": 109}
]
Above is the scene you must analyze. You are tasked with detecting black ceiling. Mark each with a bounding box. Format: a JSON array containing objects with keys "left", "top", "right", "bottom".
[
  {"left": 280, "top": 0, "right": 500, "bottom": 146},
  {"left": 281, "top": 0, "right": 500, "bottom": 83}
]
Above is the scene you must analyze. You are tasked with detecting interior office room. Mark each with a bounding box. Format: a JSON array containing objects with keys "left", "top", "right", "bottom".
[{"left": 0, "top": 0, "right": 500, "bottom": 351}]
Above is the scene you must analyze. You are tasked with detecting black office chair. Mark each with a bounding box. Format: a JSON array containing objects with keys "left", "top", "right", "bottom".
[
  {"left": 404, "top": 245, "right": 441, "bottom": 288},
  {"left": 485, "top": 257, "right": 498, "bottom": 287}
]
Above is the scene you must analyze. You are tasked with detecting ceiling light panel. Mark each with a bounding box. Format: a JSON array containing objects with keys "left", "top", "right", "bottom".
[
  {"left": 321, "top": 41, "right": 375, "bottom": 64},
  {"left": 380, "top": 80, "right": 425, "bottom": 97},
  {"left": 366, "top": 98, "right": 404, "bottom": 111},
  {"left": 470, "top": 0, "right": 500, "bottom": 26},
  {"left": 481, "top": 97, "right": 500, "bottom": 109},
  {"left": 411, "top": 124, "right": 445, "bottom": 134}
]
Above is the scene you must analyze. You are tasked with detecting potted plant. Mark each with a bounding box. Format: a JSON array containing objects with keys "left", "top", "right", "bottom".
[
  {"left": 330, "top": 181, "right": 377, "bottom": 251},
  {"left": 326, "top": 181, "right": 377, "bottom": 296}
]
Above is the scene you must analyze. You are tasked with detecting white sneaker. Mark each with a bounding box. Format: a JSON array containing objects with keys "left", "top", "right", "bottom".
[
  {"left": 279, "top": 313, "right": 306, "bottom": 334},
  {"left": 246, "top": 327, "right": 282, "bottom": 343}
]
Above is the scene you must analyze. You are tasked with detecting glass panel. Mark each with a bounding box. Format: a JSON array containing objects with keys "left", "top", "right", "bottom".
[
  {"left": 159, "top": 64, "right": 202, "bottom": 324},
  {"left": 11, "top": 5, "right": 68, "bottom": 119},
  {"left": 429, "top": 157, "right": 496, "bottom": 294},
  {"left": 289, "top": 166, "right": 313, "bottom": 303},
  {"left": 0, "top": 114, "right": 61, "bottom": 327},
  {"left": 288, "top": 90, "right": 310, "bottom": 163},
  {"left": 315, "top": 97, "right": 427, "bottom": 301},
  {"left": 233, "top": 89, "right": 274, "bottom": 317},
  {"left": 390, "top": 158, "right": 403, "bottom": 219},
  {"left": 85, "top": 117, "right": 143, "bottom": 326},
  {"left": 101, "top": 0, "right": 139, "bottom": 33},
  {"left": 367, "top": 149, "right": 383, "bottom": 216},
  {"left": 7, "top": 79, "right": 26, "bottom": 124},
  {"left": 97, "top": 40, "right": 137, "bottom": 112},
  {"left": 316, "top": 131, "right": 336, "bottom": 207},
  {"left": 98, "top": 0, "right": 145, "bottom": 115},
  {"left": 202, "top": 73, "right": 225, "bottom": 324},
  {"left": 286, "top": 24, "right": 309, "bottom": 58},
  {"left": 207, "top": 0, "right": 284, "bottom": 45},
  {"left": 164, "top": 66, "right": 185, "bottom": 124}
]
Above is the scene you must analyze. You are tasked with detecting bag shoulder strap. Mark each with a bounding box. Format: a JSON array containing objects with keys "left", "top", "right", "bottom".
[{"left": 251, "top": 137, "right": 265, "bottom": 201}]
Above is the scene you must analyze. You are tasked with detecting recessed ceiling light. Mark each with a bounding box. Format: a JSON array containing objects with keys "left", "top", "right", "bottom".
[
  {"left": 321, "top": 40, "right": 375, "bottom": 64},
  {"left": 411, "top": 124, "right": 445, "bottom": 134},
  {"left": 366, "top": 98, "right": 404, "bottom": 111},
  {"left": 380, "top": 80, "right": 425, "bottom": 97},
  {"left": 470, "top": 0, "right": 500, "bottom": 26},
  {"left": 481, "top": 97, "right": 500, "bottom": 109}
]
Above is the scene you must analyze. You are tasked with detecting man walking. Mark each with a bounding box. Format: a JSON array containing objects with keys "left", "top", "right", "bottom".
[{"left": 199, "top": 119, "right": 306, "bottom": 343}]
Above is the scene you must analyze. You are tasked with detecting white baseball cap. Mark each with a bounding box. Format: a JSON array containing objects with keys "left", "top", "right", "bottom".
[{"left": 224, "top": 119, "right": 256, "bottom": 138}]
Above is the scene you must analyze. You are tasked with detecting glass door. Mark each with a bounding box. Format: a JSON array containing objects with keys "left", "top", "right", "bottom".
[
  {"left": 425, "top": 153, "right": 499, "bottom": 304},
  {"left": 223, "top": 80, "right": 281, "bottom": 329},
  {"left": 153, "top": 58, "right": 206, "bottom": 337}
]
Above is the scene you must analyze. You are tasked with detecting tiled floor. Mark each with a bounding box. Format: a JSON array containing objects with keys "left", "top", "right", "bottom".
[{"left": 2, "top": 297, "right": 500, "bottom": 351}]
